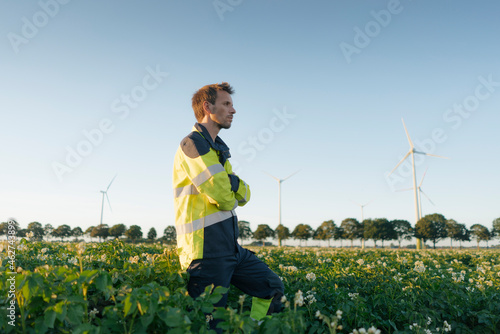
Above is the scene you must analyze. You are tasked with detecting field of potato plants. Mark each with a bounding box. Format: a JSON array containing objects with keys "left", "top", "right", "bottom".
[{"left": 1, "top": 239, "right": 500, "bottom": 334}]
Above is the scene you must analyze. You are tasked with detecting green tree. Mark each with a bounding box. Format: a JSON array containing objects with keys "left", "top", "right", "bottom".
[
  {"left": 53, "top": 224, "right": 72, "bottom": 241},
  {"left": 291, "top": 224, "right": 313, "bottom": 246},
  {"left": 126, "top": 225, "right": 143, "bottom": 242},
  {"left": 334, "top": 226, "right": 345, "bottom": 247},
  {"left": 44, "top": 224, "right": 54, "bottom": 241},
  {"left": 85, "top": 226, "right": 95, "bottom": 241},
  {"left": 163, "top": 226, "right": 177, "bottom": 244},
  {"left": 71, "top": 227, "right": 83, "bottom": 241},
  {"left": 275, "top": 224, "right": 291, "bottom": 246},
  {"left": 362, "top": 219, "right": 378, "bottom": 247},
  {"left": 314, "top": 220, "right": 336, "bottom": 247},
  {"left": 253, "top": 224, "right": 274, "bottom": 244},
  {"left": 340, "top": 218, "right": 362, "bottom": 248},
  {"left": 147, "top": 227, "right": 157, "bottom": 241},
  {"left": 376, "top": 218, "right": 396, "bottom": 247},
  {"left": 492, "top": 217, "right": 500, "bottom": 238},
  {"left": 0, "top": 220, "right": 20, "bottom": 239},
  {"left": 391, "top": 219, "right": 413, "bottom": 248},
  {"left": 0, "top": 222, "right": 9, "bottom": 238},
  {"left": 470, "top": 224, "right": 491, "bottom": 250},
  {"left": 238, "top": 220, "right": 253, "bottom": 246},
  {"left": 91, "top": 224, "right": 110, "bottom": 242},
  {"left": 415, "top": 213, "right": 447, "bottom": 249},
  {"left": 445, "top": 219, "right": 462, "bottom": 249},
  {"left": 109, "top": 224, "right": 127, "bottom": 239},
  {"left": 27, "top": 222, "right": 44, "bottom": 240}
]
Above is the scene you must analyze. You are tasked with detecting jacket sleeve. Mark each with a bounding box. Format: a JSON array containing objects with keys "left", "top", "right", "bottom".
[
  {"left": 226, "top": 165, "right": 251, "bottom": 207},
  {"left": 179, "top": 134, "right": 238, "bottom": 211}
]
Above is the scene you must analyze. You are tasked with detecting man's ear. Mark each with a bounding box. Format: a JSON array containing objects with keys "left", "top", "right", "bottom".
[{"left": 203, "top": 101, "right": 214, "bottom": 115}]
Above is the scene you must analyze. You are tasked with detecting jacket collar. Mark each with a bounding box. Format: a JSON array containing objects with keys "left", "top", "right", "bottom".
[{"left": 194, "top": 123, "right": 231, "bottom": 158}]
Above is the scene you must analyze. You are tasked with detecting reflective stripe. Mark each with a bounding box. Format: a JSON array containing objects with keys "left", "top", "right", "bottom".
[
  {"left": 192, "top": 164, "right": 225, "bottom": 187},
  {"left": 176, "top": 210, "right": 235, "bottom": 236},
  {"left": 231, "top": 199, "right": 238, "bottom": 210},
  {"left": 242, "top": 181, "right": 249, "bottom": 202},
  {"left": 173, "top": 185, "right": 199, "bottom": 198}
]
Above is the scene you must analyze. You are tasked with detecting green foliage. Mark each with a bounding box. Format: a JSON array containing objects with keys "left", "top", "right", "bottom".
[
  {"left": 254, "top": 224, "right": 275, "bottom": 241},
  {"left": 2, "top": 240, "right": 500, "bottom": 333}
]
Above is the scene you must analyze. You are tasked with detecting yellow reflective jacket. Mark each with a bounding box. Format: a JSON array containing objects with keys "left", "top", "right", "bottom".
[{"left": 173, "top": 123, "right": 251, "bottom": 270}]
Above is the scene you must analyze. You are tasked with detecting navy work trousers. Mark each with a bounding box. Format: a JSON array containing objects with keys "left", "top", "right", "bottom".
[{"left": 186, "top": 245, "right": 284, "bottom": 313}]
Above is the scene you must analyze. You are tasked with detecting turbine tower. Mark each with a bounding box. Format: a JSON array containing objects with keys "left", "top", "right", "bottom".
[
  {"left": 264, "top": 170, "right": 300, "bottom": 247},
  {"left": 388, "top": 119, "right": 448, "bottom": 249},
  {"left": 99, "top": 175, "right": 117, "bottom": 226},
  {"left": 352, "top": 200, "right": 372, "bottom": 249},
  {"left": 398, "top": 168, "right": 435, "bottom": 219}
]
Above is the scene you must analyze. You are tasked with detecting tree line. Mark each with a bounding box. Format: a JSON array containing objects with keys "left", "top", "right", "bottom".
[
  {"left": 0, "top": 221, "right": 177, "bottom": 244},
  {"left": 238, "top": 214, "right": 500, "bottom": 249},
  {"left": 2, "top": 214, "right": 499, "bottom": 249}
]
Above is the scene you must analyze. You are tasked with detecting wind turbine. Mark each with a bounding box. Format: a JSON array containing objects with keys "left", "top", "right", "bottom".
[
  {"left": 397, "top": 168, "right": 435, "bottom": 219},
  {"left": 351, "top": 200, "right": 372, "bottom": 249},
  {"left": 388, "top": 119, "right": 448, "bottom": 249},
  {"left": 263, "top": 170, "right": 300, "bottom": 247},
  {"left": 99, "top": 175, "right": 117, "bottom": 226}
]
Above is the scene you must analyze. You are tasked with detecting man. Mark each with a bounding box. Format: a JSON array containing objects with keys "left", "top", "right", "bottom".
[{"left": 172, "top": 82, "right": 284, "bottom": 328}]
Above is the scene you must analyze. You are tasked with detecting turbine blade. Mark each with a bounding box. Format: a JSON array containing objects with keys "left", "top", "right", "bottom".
[
  {"left": 423, "top": 152, "right": 449, "bottom": 159},
  {"left": 107, "top": 174, "right": 117, "bottom": 191},
  {"left": 389, "top": 151, "right": 411, "bottom": 176},
  {"left": 413, "top": 150, "right": 449, "bottom": 159},
  {"left": 262, "top": 170, "right": 280, "bottom": 181},
  {"left": 106, "top": 193, "right": 112, "bottom": 212},
  {"left": 282, "top": 170, "right": 300, "bottom": 181},
  {"left": 401, "top": 118, "right": 414, "bottom": 148},
  {"left": 419, "top": 167, "right": 429, "bottom": 188},
  {"left": 362, "top": 200, "right": 373, "bottom": 207},
  {"left": 420, "top": 189, "right": 435, "bottom": 206}
]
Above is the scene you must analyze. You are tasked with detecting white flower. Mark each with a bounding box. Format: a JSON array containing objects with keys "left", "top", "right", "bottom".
[
  {"left": 129, "top": 256, "right": 139, "bottom": 264},
  {"left": 281, "top": 295, "right": 287, "bottom": 303},
  {"left": 100, "top": 254, "right": 107, "bottom": 262},
  {"left": 348, "top": 292, "right": 359, "bottom": 300},
  {"left": 414, "top": 261, "right": 426, "bottom": 273},
  {"left": 294, "top": 290, "right": 304, "bottom": 306},
  {"left": 305, "top": 291, "right": 317, "bottom": 304},
  {"left": 306, "top": 272, "right": 316, "bottom": 281},
  {"left": 336, "top": 310, "right": 343, "bottom": 319},
  {"left": 68, "top": 257, "right": 78, "bottom": 265},
  {"left": 443, "top": 320, "right": 451, "bottom": 332},
  {"left": 239, "top": 295, "right": 246, "bottom": 303},
  {"left": 41, "top": 248, "right": 49, "bottom": 254},
  {"left": 367, "top": 327, "right": 381, "bottom": 334},
  {"left": 89, "top": 308, "right": 99, "bottom": 318},
  {"left": 356, "top": 259, "right": 365, "bottom": 265}
]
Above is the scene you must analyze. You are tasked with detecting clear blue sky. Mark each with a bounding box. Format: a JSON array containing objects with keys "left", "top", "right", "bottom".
[{"left": 1, "top": 1, "right": 499, "bottom": 238}]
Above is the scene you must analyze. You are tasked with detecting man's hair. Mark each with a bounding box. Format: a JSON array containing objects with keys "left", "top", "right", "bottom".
[{"left": 192, "top": 82, "right": 234, "bottom": 122}]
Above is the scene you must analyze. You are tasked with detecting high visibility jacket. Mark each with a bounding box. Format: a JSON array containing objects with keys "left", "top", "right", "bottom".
[{"left": 173, "top": 123, "right": 251, "bottom": 270}]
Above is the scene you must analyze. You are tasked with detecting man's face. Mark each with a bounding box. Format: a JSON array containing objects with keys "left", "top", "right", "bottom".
[{"left": 208, "top": 90, "right": 236, "bottom": 129}]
